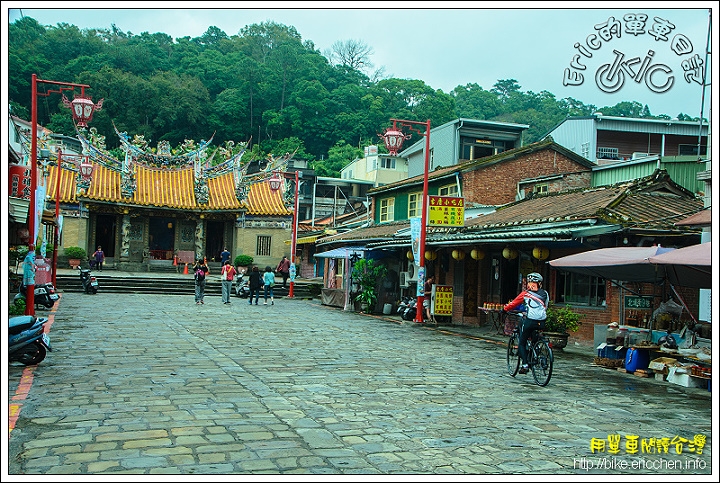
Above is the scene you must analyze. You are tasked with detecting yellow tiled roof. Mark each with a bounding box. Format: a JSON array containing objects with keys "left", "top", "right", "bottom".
[{"left": 47, "top": 163, "right": 290, "bottom": 215}]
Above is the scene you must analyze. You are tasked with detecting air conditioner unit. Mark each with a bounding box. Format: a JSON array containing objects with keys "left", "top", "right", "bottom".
[
  {"left": 632, "top": 152, "right": 650, "bottom": 160},
  {"left": 399, "top": 270, "right": 418, "bottom": 288}
]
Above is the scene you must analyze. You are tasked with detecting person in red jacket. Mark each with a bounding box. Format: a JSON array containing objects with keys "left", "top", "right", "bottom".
[
  {"left": 503, "top": 272, "right": 549, "bottom": 374},
  {"left": 276, "top": 255, "right": 291, "bottom": 289}
]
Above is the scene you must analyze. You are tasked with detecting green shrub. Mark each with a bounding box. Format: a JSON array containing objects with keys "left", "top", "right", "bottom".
[
  {"left": 351, "top": 258, "right": 388, "bottom": 313},
  {"left": 64, "top": 246, "right": 87, "bottom": 259},
  {"left": 234, "top": 254, "right": 254, "bottom": 267},
  {"left": 9, "top": 298, "right": 26, "bottom": 316}
]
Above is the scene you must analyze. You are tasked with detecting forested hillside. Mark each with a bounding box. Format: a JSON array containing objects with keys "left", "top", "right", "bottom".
[{"left": 8, "top": 16, "right": 701, "bottom": 176}]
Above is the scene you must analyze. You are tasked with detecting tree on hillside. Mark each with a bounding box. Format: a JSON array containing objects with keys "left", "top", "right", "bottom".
[
  {"left": 326, "top": 39, "right": 374, "bottom": 72},
  {"left": 310, "top": 141, "right": 362, "bottom": 178}
]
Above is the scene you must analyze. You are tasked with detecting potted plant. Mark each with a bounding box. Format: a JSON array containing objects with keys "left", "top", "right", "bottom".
[
  {"left": 234, "top": 254, "right": 254, "bottom": 273},
  {"left": 351, "top": 258, "right": 387, "bottom": 314},
  {"left": 10, "top": 245, "right": 29, "bottom": 269},
  {"left": 64, "top": 246, "right": 87, "bottom": 269},
  {"left": 544, "top": 302, "right": 583, "bottom": 350}
]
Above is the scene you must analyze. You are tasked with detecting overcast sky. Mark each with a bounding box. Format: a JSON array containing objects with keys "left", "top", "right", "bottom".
[{"left": 4, "top": 2, "right": 716, "bottom": 119}]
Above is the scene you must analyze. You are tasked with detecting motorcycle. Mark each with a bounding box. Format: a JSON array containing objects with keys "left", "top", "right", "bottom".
[
  {"left": 397, "top": 296, "right": 417, "bottom": 321},
  {"left": 235, "top": 272, "right": 250, "bottom": 298},
  {"left": 9, "top": 315, "right": 52, "bottom": 365},
  {"left": 79, "top": 268, "right": 99, "bottom": 294},
  {"left": 14, "top": 283, "right": 59, "bottom": 309}
]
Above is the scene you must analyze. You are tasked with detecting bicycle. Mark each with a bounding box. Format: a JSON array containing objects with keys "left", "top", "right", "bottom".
[{"left": 505, "top": 311, "right": 554, "bottom": 386}]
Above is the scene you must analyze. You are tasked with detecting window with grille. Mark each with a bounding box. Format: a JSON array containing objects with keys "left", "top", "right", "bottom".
[
  {"left": 408, "top": 192, "right": 422, "bottom": 217},
  {"left": 379, "top": 198, "right": 395, "bottom": 222},
  {"left": 439, "top": 184, "right": 458, "bottom": 196},
  {"left": 581, "top": 142, "right": 590, "bottom": 159},
  {"left": 597, "top": 147, "right": 619, "bottom": 159},
  {"left": 256, "top": 235, "right": 271, "bottom": 257}
]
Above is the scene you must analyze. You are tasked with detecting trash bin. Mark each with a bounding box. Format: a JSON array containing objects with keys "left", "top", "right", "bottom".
[{"left": 383, "top": 303, "right": 393, "bottom": 315}]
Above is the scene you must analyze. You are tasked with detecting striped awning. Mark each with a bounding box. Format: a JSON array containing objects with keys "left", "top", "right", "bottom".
[{"left": 46, "top": 163, "right": 290, "bottom": 215}]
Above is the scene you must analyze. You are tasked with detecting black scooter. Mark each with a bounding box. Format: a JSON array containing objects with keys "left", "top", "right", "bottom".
[
  {"left": 14, "top": 283, "right": 59, "bottom": 309},
  {"left": 397, "top": 296, "right": 417, "bottom": 321},
  {"left": 79, "top": 268, "right": 99, "bottom": 294},
  {"left": 9, "top": 315, "right": 52, "bottom": 365}
]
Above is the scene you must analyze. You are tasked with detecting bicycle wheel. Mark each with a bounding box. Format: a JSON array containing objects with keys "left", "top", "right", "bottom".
[
  {"left": 506, "top": 332, "right": 520, "bottom": 376},
  {"left": 531, "top": 338, "right": 553, "bottom": 386}
]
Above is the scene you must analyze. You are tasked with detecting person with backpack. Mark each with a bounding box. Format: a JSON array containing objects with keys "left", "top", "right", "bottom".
[
  {"left": 220, "top": 259, "right": 237, "bottom": 305},
  {"left": 503, "top": 272, "right": 549, "bottom": 374},
  {"left": 275, "top": 255, "right": 291, "bottom": 289},
  {"left": 192, "top": 258, "right": 209, "bottom": 305}
]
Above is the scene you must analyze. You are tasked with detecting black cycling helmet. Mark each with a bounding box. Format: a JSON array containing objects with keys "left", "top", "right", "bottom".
[{"left": 526, "top": 272, "right": 543, "bottom": 283}]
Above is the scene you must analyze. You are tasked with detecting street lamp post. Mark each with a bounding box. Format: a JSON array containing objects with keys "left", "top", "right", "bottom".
[
  {"left": 27, "top": 75, "right": 100, "bottom": 315},
  {"left": 51, "top": 149, "right": 88, "bottom": 287},
  {"left": 267, "top": 169, "right": 302, "bottom": 298},
  {"left": 382, "top": 118, "right": 432, "bottom": 323}
]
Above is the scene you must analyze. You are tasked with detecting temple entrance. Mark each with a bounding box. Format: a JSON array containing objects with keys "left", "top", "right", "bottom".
[
  {"left": 206, "top": 221, "right": 225, "bottom": 262},
  {"left": 148, "top": 217, "right": 175, "bottom": 260},
  {"left": 95, "top": 214, "right": 116, "bottom": 257}
]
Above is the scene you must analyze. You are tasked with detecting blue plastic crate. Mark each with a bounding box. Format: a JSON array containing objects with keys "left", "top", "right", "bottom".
[{"left": 597, "top": 345, "right": 627, "bottom": 360}]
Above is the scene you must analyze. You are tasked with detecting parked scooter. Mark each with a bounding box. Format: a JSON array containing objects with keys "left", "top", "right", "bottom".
[
  {"left": 235, "top": 272, "right": 250, "bottom": 298},
  {"left": 397, "top": 296, "right": 417, "bottom": 321},
  {"left": 79, "top": 268, "right": 99, "bottom": 294},
  {"left": 9, "top": 315, "right": 52, "bottom": 365},
  {"left": 14, "top": 283, "right": 59, "bottom": 310}
]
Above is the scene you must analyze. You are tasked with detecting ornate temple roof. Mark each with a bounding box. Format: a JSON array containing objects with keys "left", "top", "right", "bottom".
[
  {"left": 46, "top": 163, "right": 290, "bottom": 215},
  {"left": 42, "top": 126, "right": 293, "bottom": 216}
]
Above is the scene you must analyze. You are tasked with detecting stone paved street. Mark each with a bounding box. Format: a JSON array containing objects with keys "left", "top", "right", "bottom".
[{"left": 6, "top": 291, "right": 714, "bottom": 477}]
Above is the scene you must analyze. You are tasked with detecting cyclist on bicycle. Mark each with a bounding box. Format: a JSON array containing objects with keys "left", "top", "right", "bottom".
[{"left": 503, "top": 272, "right": 549, "bottom": 374}]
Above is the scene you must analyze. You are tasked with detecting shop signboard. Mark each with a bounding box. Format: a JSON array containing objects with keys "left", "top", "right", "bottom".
[
  {"left": 624, "top": 296, "right": 653, "bottom": 309},
  {"left": 428, "top": 196, "right": 464, "bottom": 227},
  {"left": 431, "top": 284, "right": 453, "bottom": 316}
]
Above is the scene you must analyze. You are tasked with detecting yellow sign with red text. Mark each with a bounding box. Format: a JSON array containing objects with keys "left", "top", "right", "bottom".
[
  {"left": 431, "top": 284, "right": 453, "bottom": 316},
  {"left": 428, "top": 196, "right": 464, "bottom": 227}
]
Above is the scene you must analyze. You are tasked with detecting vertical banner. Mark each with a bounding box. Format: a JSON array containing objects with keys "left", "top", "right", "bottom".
[
  {"left": 410, "top": 217, "right": 421, "bottom": 267},
  {"left": 416, "top": 266, "right": 425, "bottom": 298},
  {"left": 34, "top": 185, "right": 46, "bottom": 246}
]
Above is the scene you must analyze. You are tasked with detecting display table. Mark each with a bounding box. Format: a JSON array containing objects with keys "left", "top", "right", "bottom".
[{"left": 479, "top": 307, "right": 516, "bottom": 335}]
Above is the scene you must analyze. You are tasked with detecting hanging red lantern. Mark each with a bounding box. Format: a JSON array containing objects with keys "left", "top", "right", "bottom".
[{"left": 381, "top": 127, "right": 411, "bottom": 156}]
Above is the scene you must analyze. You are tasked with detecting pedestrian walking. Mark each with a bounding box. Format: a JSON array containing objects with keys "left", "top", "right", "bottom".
[
  {"left": 220, "top": 247, "right": 231, "bottom": 265},
  {"left": 263, "top": 265, "right": 276, "bottom": 305},
  {"left": 92, "top": 246, "right": 105, "bottom": 271},
  {"left": 276, "top": 255, "right": 291, "bottom": 289},
  {"left": 220, "top": 260, "right": 236, "bottom": 304},
  {"left": 248, "top": 266, "right": 263, "bottom": 305},
  {"left": 192, "top": 258, "right": 209, "bottom": 304}
]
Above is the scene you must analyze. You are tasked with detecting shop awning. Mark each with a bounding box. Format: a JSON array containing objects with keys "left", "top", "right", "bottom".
[
  {"left": 8, "top": 197, "right": 56, "bottom": 225},
  {"left": 285, "top": 233, "right": 324, "bottom": 245},
  {"left": 9, "top": 197, "right": 29, "bottom": 224},
  {"left": 314, "top": 246, "right": 366, "bottom": 259}
]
